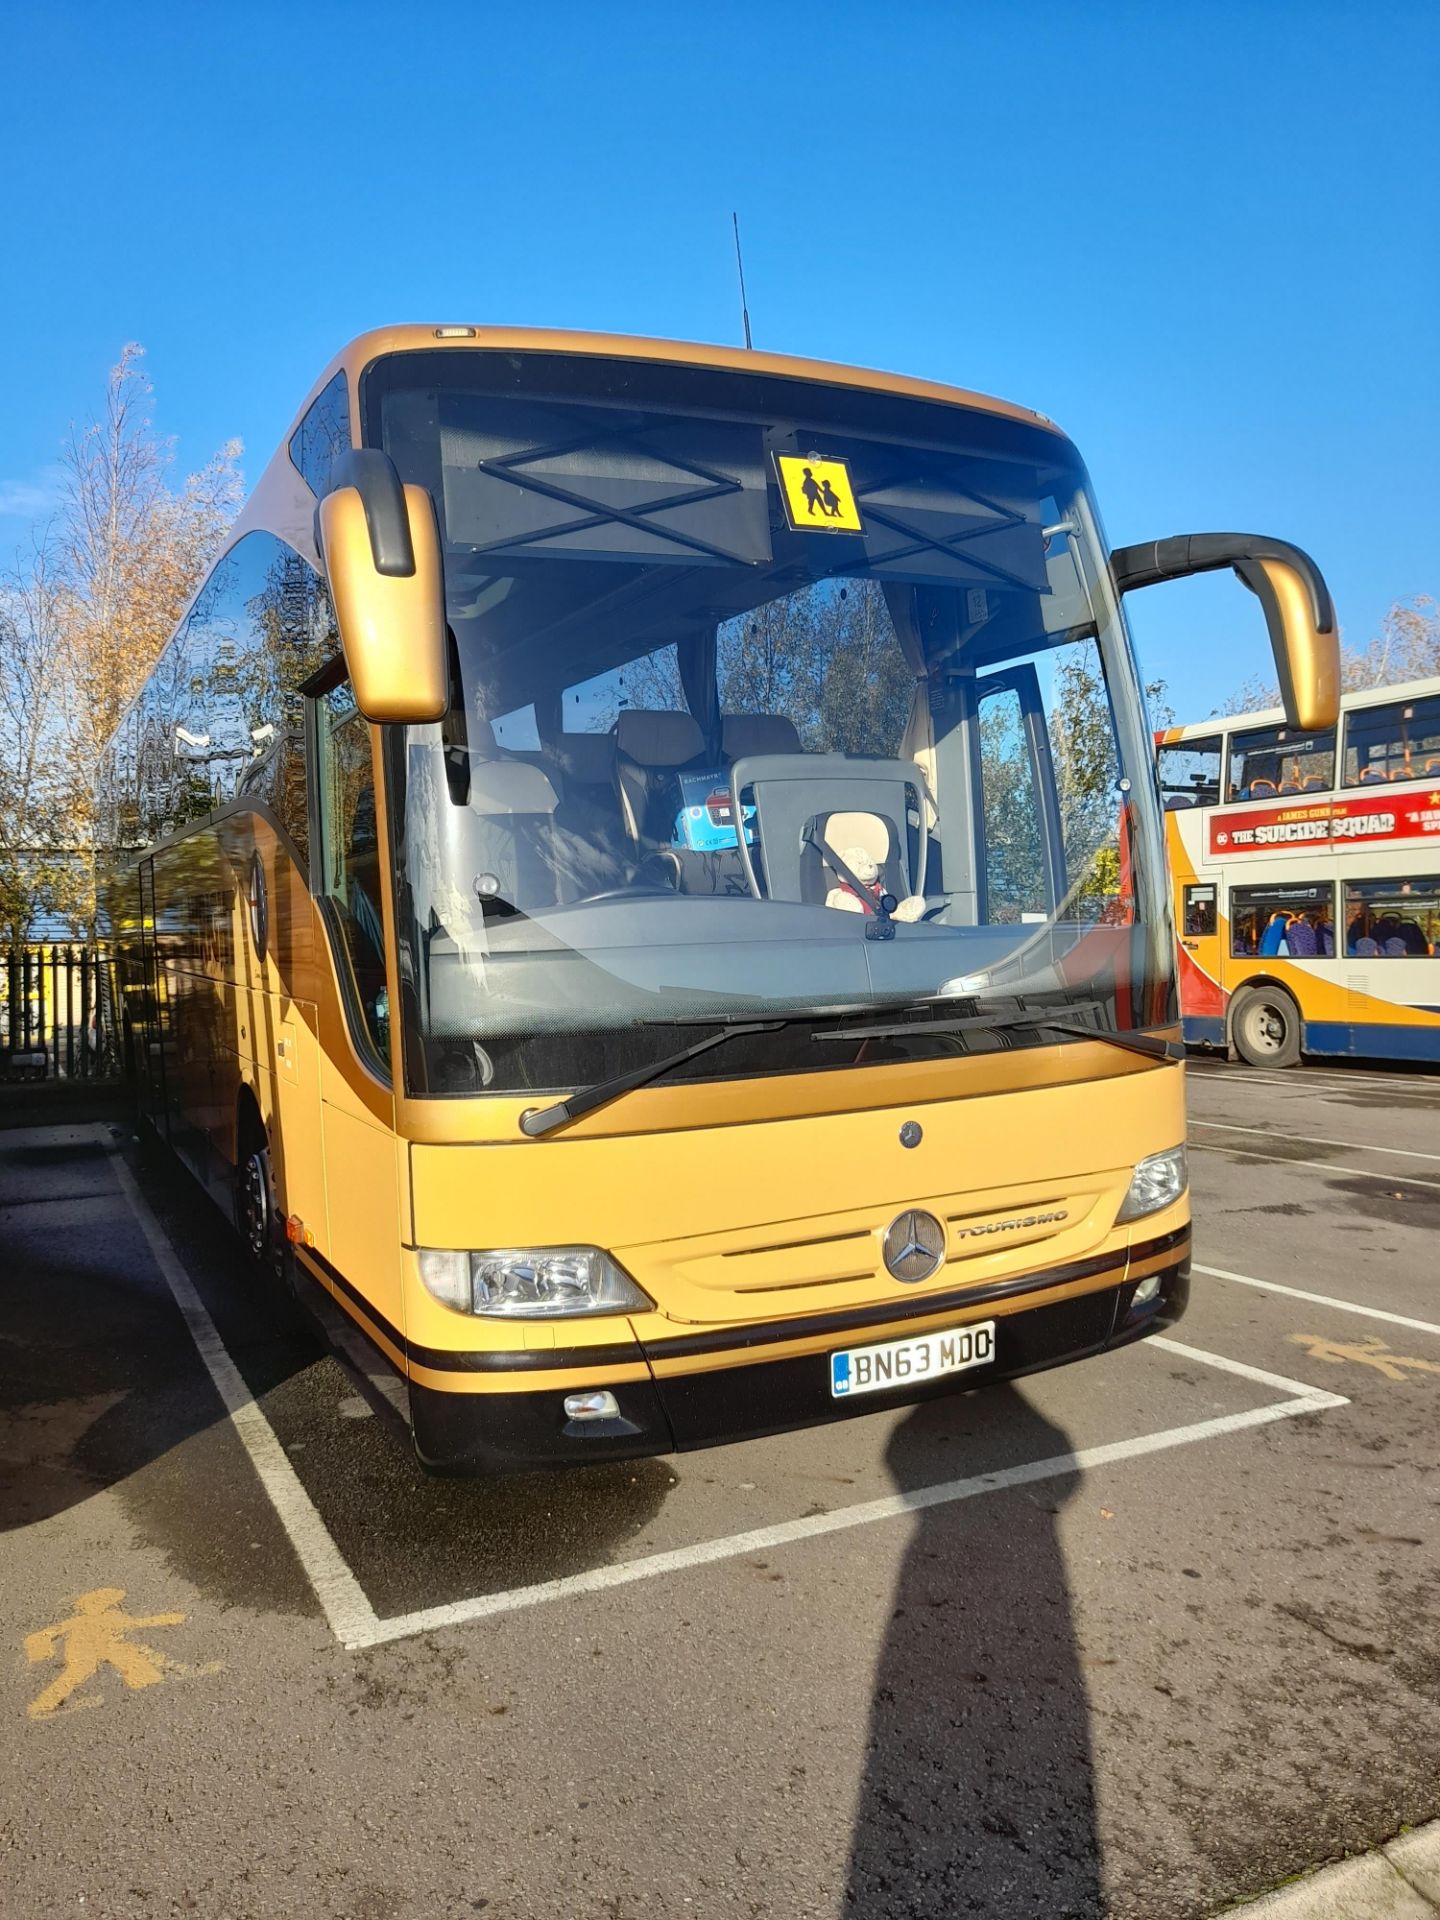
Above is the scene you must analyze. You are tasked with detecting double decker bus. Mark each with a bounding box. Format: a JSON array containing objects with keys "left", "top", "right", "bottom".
[
  {"left": 1159, "top": 677, "right": 1440, "bottom": 1066},
  {"left": 98, "top": 327, "right": 1337, "bottom": 1472}
]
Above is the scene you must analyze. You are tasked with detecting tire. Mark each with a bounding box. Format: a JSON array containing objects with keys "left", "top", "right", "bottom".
[
  {"left": 235, "top": 1135, "right": 288, "bottom": 1284},
  {"left": 1230, "top": 985, "right": 1302, "bottom": 1069}
]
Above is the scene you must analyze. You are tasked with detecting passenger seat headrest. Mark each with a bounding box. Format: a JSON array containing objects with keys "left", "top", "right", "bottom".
[
  {"left": 822, "top": 810, "right": 891, "bottom": 865},
  {"left": 722, "top": 713, "right": 802, "bottom": 760},
  {"left": 615, "top": 709, "right": 706, "bottom": 768},
  {"left": 557, "top": 731, "right": 616, "bottom": 785},
  {"left": 468, "top": 760, "right": 559, "bottom": 816}
]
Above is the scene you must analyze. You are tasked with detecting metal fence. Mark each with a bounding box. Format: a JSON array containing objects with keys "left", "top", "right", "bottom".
[{"left": 0, "top": 944, "right": 121, "bottom": 1082}]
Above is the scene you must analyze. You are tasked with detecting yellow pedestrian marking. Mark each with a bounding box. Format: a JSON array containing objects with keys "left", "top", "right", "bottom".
[
  {"left": 1289, "top": 1333, "right": 1440, "bottom": 1382},
  {"left": 774, "top": 453, "right": 863, "bottom": 533},
  {"left": 24, "top": 1587, "right": 220, "bottom": 1719}
]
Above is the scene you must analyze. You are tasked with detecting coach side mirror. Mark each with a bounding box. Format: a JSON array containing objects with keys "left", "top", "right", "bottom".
[
  {"left": 1110, "top": 533, "right": 1339, "bottom": 731},
  {"left": 316, "top": 449, "right": 448, "bottom": 723}
]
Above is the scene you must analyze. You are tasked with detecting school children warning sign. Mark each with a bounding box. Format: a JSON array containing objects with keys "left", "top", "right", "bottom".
[
  {"left": 774, "top": 454, "right": 864, "bottom": 533},
  {"left": 1207, "top": 789, "right": 1440, "bottom": 857}
]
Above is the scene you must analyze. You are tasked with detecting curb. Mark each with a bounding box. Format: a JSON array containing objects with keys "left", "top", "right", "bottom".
[{"left": 1224, "top": 1820, "right": 1440, "bottom": 1917}]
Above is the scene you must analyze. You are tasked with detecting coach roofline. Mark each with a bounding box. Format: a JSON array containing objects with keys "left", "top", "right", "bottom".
[{"left": 230, "top": 323, "right": 1071, "bottom": 571}]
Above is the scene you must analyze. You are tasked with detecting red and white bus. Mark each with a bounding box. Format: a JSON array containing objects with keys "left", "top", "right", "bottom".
[{"left": 1158, "top": 677, "right": 1440, "bottom": 1066}]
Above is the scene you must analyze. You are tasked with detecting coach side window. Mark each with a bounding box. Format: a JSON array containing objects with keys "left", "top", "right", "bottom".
[
  {"left": 103, "top": 531, "right": 339, "bottom": 872},
  {"left": 234, "top": 537, "right": 338, "bottom": 865},
  {"left": 144, "top": 542, "right": 262, "bottom": 838},
  {"left": 162, "top": 531, "right": 336, "bottom": 868},
  {"left": 289, "top": 371, "right": 352, "bottom": 500},
  {"left": 1157, "top": 736, "right": 1222, "bottom": 809},
  {"left": 315, "top": 691, "right": 390, "bottom": 1068}
]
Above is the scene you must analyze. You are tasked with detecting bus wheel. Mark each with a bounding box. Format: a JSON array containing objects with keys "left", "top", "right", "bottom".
[
  {"left": 1230, "top": 985, "right": 1302, "bottom": 1069},
  {"left": 236, "top": 1140, "right": 286, "bottom": 1281}
]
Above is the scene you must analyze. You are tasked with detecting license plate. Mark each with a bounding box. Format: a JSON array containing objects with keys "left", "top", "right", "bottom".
[{"left": 830, "top": 1320, "right": 996, "bottom": 1399}]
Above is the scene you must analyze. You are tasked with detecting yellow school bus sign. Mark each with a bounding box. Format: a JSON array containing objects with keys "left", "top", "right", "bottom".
[{"left": 774, "top": 454, "right": 864, "bottom": 533}]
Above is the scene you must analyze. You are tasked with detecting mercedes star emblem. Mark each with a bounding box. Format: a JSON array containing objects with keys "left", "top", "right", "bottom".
[{"left": 883, "top": 1209, "right": 946, "bottom": 1283}]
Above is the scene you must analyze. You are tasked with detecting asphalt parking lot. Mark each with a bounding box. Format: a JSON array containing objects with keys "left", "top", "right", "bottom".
[{"left": 2, "top": 1058, "right": 1438, "bottom": 1920}]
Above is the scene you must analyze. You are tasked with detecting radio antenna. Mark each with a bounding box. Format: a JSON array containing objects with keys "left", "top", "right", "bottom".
[{"left": 731, "top": 212, "right": 754, "bottom": 350}]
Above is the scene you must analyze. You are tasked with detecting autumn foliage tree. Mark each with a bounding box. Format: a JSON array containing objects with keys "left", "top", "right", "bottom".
[{"left": 0, "top": 346, "right": 242, "bottom": 942}]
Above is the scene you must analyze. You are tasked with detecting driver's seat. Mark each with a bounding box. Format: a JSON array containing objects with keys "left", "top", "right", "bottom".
[{"left": 615, "top": 710, "right": 708, "bottom": 847}]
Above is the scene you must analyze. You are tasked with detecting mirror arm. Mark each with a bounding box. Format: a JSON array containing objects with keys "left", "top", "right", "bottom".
[
  {"left": 297, "top": 654, "right": 348, "bottom": 700},
  {"left": 313, "top": 449, "right": 417, "bottom": 578},
  {"left": 1110, "top": 533, "right": 1335, "bottom": 636}
]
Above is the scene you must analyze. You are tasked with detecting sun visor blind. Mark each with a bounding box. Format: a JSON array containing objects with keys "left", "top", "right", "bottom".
[
  {"left": 846, "top": 467, "right": 1049, "bottom": 592},
  {"left": 436, "top": 396, "right": 772, "bottom": 567}
]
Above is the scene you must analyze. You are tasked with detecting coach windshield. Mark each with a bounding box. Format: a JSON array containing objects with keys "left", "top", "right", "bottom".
[{"left": 361, "top": 350, "right": 1174, "bottom": 1097}]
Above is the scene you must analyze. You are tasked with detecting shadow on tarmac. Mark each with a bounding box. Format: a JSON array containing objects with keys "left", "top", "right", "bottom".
[
  {"left": 5, "top": 1117, "right": 1101, "bottom": 1912},
  {"left": 0, "top": 1123, "right": 675, "bottom": 1620},
  {"left": 845, "top": 1389, "right": 1099, "bottom": 1919},
  {"left": 0, "top": 1123, "right": 283, "bottom": 1537}
]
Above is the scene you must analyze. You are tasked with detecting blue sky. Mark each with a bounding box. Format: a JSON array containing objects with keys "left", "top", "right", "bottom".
[{"left": 3, "top": 1, "right": 1436, "bottom": 719}]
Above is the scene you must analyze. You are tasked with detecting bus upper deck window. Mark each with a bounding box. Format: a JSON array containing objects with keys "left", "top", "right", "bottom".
[
  {"left": 1229, "top": 723, "right": 1335, "bottom": 803},
  {"left": 1157, "top": 735, "right": 1222, "bottom": 809},
  {"left": 1343, "top": 692, "right": 1440, "bottom": 787}
]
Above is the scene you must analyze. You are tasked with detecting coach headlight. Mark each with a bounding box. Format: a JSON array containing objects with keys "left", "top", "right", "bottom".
[
  {"left": 416, "top": 1246, "right": 653, "bottom": 1318},
  {"left": 1117, "top": 1146, "right": 1188, "bottom": 1223}
]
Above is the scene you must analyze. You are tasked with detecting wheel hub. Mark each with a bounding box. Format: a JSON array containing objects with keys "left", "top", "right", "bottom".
[{"left": 240, "top": 1154, "right": 269, "bottom": 1262}]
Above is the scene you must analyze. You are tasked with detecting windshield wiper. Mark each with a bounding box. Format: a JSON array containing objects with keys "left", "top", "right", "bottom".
[
  {"left": 519, "top": 997, "right": 1181, "bottom": 1140},
  {"left": 1017, "top": 1020, "right": 1183, "bottom": 1063},
  {"left": 811, "top": 999, "right": 1185, "bottom": 1065},
  {"left": 519, "top": 1020, "right": 784, "bottom": 1137}
]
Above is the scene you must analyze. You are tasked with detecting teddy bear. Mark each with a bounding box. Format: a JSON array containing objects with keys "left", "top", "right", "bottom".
[{"left": 824, "top": 844, "right": 926, "bottom": 922}]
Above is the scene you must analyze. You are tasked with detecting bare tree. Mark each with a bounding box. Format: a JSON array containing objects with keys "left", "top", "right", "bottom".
[
  {"left": 0, "top": 345, "right": 243, "bottom": 941},
  {"left": 1340, "top": 595, "right": 1440, "bottom": 692},
  {"left": 56, "top": 343, "right": 243, "bottom": 768},
  {"left": 0, "top": 543, "right": 85, "bottom": 943},
  {"left": 1216, "top": 594, "right": 1440, "bottom": 715}
]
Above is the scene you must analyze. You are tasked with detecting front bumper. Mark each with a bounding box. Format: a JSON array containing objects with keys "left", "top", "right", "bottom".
[{"left": 408, "top": 1252, "right": 1190, "bottom": 1474}]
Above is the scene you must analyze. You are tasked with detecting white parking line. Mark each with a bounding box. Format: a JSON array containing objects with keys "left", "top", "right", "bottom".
[
  {"left": 1191, "top": 1119, "right": 1440, "bottom": 1165},
  {"left": 1188, "top": 1061, "right": 1440, "bottom": 1094},
  {"left": 346, "top": 1370, "right": 1346, "bottom": 1651},
  {"left": 1146, "top": 1334, "right": 1350, "bottom": 1396},
  {"left": 1188, "top": 1074, "right": 1440, "bottom": 1105},
  {"left": 1196, "top": 1262, "right": 1440, "bottom": 1337},
  {"left": 101, "top": 1129, "right": 383, "bottom": 1651},
  {"left": 1189, "top": 1139, "right": 1440, "bottom": 1192},
  {"left": 100, "top": 1126, "right": 1350, "bottom": 1656}
]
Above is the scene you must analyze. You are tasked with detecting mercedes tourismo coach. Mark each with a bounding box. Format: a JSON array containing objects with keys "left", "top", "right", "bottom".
[
  {"left": 1159, "top": 677, "right": 1440, "bottom": 1066},
  {"left": 98, "top": 328, "right": 1338, "bottom": 1472}
]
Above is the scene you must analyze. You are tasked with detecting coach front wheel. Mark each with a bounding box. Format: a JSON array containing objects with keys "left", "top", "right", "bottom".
[
  {"left": 1230, "top": 985, "right": 1302, "bottom": 1069},
  {"left": 236, "top": 1140, "right": 288, "bottom": 1283}
]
